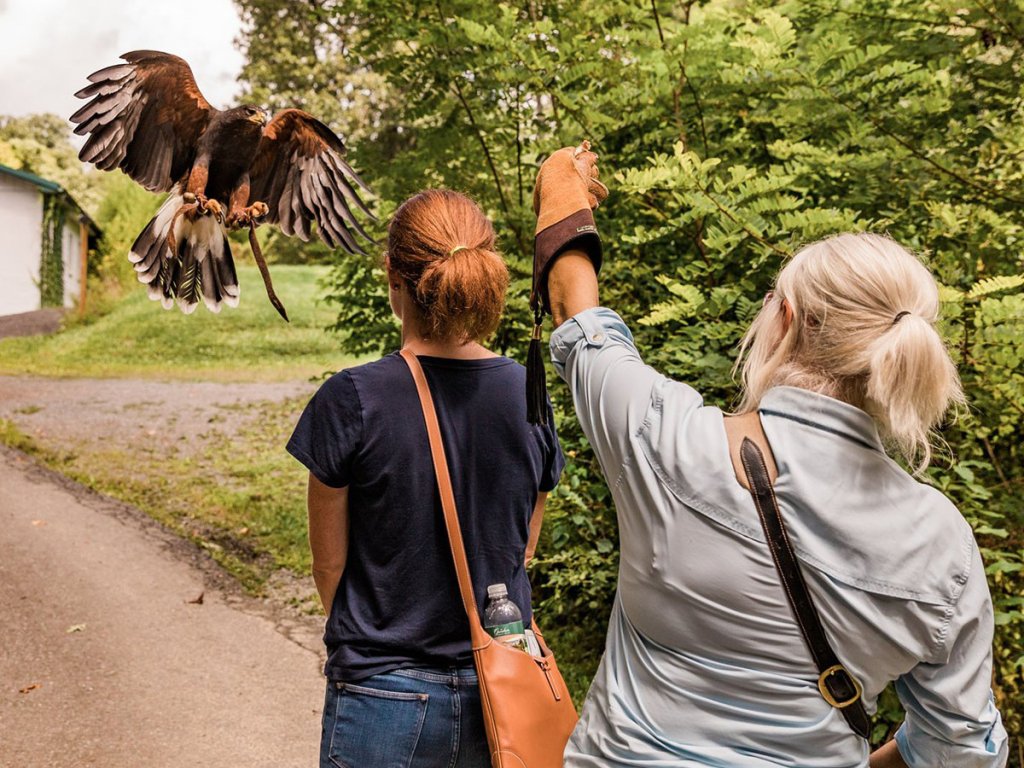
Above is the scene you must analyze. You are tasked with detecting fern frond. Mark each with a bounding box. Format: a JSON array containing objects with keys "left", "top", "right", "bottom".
[
  {"left": 938, "top": 284, "right": 965, "bottom": 304},
  {"left": 967, "top": 274, "right": 1024, "bottom": 300}
]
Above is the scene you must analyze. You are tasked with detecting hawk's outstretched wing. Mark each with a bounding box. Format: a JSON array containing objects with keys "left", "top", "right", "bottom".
[
  {"left": 71, "top": 50, "right": 215, "bottom": 192},
  {"left": 249, "top": 109, "right": 375, "bottom": 254}
]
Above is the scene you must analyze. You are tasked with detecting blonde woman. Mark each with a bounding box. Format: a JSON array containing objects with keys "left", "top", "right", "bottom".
[{"left": 531, "top": 147, "right": 1008, "bottom": 767}]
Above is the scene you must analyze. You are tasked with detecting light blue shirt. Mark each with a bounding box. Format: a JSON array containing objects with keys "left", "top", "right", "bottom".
[{"left": 551, "top": 307, "right": 1007, "bottom": 768}]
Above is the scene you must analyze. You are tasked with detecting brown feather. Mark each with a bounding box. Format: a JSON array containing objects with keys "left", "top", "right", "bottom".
[
  {"left": 249, "top": 109, "right": 374, "bottom": 255},
  {"left": 72, "top": 51, "right": 215, "bottom": 193}
]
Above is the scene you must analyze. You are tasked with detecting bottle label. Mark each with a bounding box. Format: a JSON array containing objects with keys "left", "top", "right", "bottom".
[{"left": 487, "top": 620, "right": 528, "bottom": 652}]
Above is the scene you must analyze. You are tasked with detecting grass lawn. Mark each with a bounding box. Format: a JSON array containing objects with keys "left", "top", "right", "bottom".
[
  {"left": 1, "top": 398, "right": 312, "bottom": 592},
  {"left": 0, "top": 265, "right": 358, "bottom": 381}
]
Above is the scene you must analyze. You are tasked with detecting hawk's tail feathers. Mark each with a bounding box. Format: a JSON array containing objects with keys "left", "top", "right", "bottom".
[{"left": 129, "top": 191, "right": 240, "bottom": 314}]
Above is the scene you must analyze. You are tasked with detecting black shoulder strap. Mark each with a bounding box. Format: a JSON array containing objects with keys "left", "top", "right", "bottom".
[{"left": 739, "top": 437, "right": 871, "bottom": 739}]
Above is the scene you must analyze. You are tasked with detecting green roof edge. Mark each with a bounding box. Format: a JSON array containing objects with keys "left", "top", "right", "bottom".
[
  {"left": 0, "top": 162, "right": 100, "bottom": 233},
  {"left": 0, "top": 162, "right": 62, "bottom": 192}
]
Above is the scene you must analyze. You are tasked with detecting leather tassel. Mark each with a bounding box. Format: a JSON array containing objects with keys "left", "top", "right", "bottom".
[{"left": 526, "top": 317, "right": 548, "bottom": 426}]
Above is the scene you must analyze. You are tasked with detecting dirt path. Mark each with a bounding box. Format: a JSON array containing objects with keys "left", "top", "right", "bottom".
[
  {"left": 0, "top": 375, "right": 315, "bottom": 457},
  {"left": 0, "top": 446, "right": 326, "bottom": 767},
  {"left": 0, "top": 375, "right": 329, "bottom": 766}
]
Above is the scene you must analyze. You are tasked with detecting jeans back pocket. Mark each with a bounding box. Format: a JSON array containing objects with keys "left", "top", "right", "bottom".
[{"left": 325, "top": 682, "right": 429, "bottom": 768}]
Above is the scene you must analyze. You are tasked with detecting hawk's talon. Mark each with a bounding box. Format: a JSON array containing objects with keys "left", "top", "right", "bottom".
[
  {"left": 227, "top": 201, "right": 270, "bottom": 230},
  {"left": 204, "top": 198, "right": 224, "bottom": 222},
  {"left": 189, "top": 193, "right": 223, "bottom": 222}
]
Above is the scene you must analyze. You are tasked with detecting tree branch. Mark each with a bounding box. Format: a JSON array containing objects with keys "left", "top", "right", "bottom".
[
  {"left": 650, "top": 1, "right": 708, "bottom": 155},
  {"left": 694, "top": 216, "right": 710, "bottom": 268},
  {"left": 651, "top": 0, "right": 687, "bottom": 149},
  {"left": 692, "top": 178, "right": 793, "bottom": 258},
  {"left": 800, "top": 72, "right": 1024, "bottom": 206},
  {"left": 973, "top": 0, "right": 1024, "bottom": 47},
  {"left": 432, "top": 0, "right": 527, "bottom": 255},
  {"left": 802, "top": 1, "right": 996, "bottom": 34},
  {"left": 681, "top": 2, "right": 709, "bottom": 155},
  {"left": 516, "top": 85, "right": 524, "bottom": 209},
  {"left": 980, "top": 434, "right": 1009, "bottom": 487},
  {"left": 450, "top": 76, "right": 527, "bottom": 254}
]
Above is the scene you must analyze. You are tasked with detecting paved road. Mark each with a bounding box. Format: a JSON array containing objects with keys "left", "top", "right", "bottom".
[{"left": 0, "top": 447, "right": 326, "bottom": 767}]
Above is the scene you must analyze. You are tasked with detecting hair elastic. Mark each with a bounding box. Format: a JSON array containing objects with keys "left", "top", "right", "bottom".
[
  {"left": 893, "top": 311, "right": 911, "bottom": 324},
  {"left": 449, "top": 245, "right": 469, "bottom": 257}
]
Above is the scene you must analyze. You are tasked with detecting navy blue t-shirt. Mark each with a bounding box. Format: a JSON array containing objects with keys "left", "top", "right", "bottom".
[{"left": 286, "top": 352, "right": 564, "bottom": 681}]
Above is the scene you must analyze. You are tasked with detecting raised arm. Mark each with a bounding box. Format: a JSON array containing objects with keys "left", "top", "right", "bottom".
[
  {"left": 530, "top": 141, "right": 607, "bottom": 325},
  {"left": 534, "top": 143, "right": 685, "bottom": 476},
  {"left": 549, "top": 250, "right": 599, "bottom": 328}
]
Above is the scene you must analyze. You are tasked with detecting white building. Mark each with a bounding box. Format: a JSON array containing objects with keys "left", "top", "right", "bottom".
[{"left": 0, "top": 163, "right": 98, "bottom": 317}]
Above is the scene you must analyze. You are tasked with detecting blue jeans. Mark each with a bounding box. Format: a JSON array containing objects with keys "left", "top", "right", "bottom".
[{"left": 320, "top": 666, "right": 490, "bottom": 768}]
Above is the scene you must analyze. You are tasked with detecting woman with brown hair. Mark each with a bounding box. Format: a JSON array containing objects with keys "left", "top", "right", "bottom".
[{"left": 287, "top": 189, "right": 564, "bottom": 768}]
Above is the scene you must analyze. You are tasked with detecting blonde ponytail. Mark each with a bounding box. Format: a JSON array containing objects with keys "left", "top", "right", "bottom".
[
  {"left": 736, "top": 232, "right": 965, "bottom": 472},
  {"left": 864, "top": 311, "right": 963, "bottom": 472}
]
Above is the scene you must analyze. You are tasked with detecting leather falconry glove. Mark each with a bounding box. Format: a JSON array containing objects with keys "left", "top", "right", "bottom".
[
  {"left": 532, "top": 140, "right": 609, "bottom": 313},
  {"left": 527, "top": 141, "right": 609, "bottom": 425}
]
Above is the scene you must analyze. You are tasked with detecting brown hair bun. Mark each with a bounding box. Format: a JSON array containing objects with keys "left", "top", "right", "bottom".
[{"left": 387, "top": 190, "right": 509, "bottom": 343}]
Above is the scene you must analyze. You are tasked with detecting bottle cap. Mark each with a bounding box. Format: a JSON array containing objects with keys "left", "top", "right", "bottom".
[{"left": 486, "top": 583, "right": 508, "bottom": 600}]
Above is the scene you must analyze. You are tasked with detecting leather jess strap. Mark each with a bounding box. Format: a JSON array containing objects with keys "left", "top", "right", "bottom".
[
  {"left": 400, "top": 349, "right": 490, "bottom": 648},
  {"left": 739, "top": 437, "right": 871, "bottom": 740}
]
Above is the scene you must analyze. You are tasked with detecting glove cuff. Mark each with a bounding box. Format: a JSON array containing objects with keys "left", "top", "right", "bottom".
[{"left": 531, "top": 208, "right": 603, "bottom": 312}]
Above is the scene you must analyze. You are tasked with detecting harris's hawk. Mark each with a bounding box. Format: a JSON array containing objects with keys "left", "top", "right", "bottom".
[{"left": 71, "top": 50, "right": 374, "bottom": 320}]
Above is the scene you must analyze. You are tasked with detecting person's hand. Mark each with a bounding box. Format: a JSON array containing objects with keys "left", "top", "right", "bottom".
[
  {"left": 533, "top": 140, "right": 609, "bottom": 223},
  {"left": 531, "top": 141, "right": 609, "bottom": 314},
  {"left": 574, "top": 141, "right": 611, "bottom": 208}
]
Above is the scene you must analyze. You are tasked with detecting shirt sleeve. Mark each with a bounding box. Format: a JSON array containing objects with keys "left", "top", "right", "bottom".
[
  {"left": 286, "top": 371, "right": 363, "bottom": 488},
  {"left": 893, "top": 542, "right": 1009, "bottom": 768},
  {"left": 549, "top": 307, "right": 670, "bottom": 479}
]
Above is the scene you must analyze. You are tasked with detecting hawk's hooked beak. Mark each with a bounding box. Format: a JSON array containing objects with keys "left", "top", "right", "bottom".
[{"left": 249, "top": 108, "right": 269, "bottom": 126}]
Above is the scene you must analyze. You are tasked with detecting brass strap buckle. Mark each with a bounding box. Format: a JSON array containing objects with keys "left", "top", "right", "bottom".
[{"left": 818, "top": 665, "right": 863, "bottom": 709}]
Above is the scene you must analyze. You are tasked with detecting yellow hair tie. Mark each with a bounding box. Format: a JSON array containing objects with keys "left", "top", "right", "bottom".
[{"left": 449, "top": 245, "right": 469, "bottom": 257}]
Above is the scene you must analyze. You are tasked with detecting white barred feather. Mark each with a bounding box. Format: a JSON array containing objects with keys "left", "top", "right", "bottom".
[{"left": 129, "top": 186, "right": 239, "bottom": 314}]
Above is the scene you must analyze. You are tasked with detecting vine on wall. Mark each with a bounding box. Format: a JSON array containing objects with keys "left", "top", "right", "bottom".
[{"left": 39, "top": 193, "right": 65, "bottom": 308}]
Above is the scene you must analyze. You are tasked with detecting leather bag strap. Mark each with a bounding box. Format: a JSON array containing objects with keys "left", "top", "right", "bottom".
[
  {"left": 400, "top": 349, "right": 490, "bottom": 647},
  {"left": 738, "top": 435, "right": 872, "bottom": 739}
]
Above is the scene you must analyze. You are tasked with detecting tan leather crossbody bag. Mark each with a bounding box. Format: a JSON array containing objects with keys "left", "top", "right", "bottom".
[{"left": 401, "top": 349, "right": 578, "bottom": 768}]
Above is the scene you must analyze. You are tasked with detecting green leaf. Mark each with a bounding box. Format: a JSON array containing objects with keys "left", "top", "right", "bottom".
[{"left": 967, "top": 274, "right": 1024, "bottom": 300}]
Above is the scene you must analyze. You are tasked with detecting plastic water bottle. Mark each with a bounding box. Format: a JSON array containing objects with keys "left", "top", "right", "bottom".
[{"left": 483, "top": 584, "right": 529, "bottom": 652}]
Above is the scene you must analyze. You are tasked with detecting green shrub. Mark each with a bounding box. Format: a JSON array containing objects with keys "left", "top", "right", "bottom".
[{"left": 238, "top": 0, "right": 1024, "bottom": 753}]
